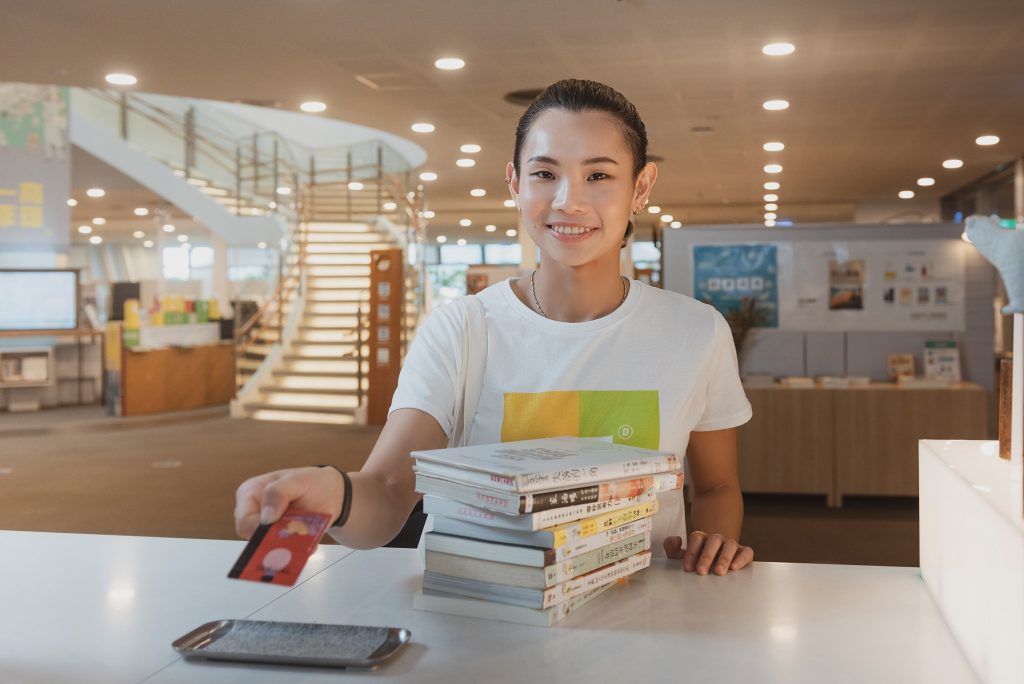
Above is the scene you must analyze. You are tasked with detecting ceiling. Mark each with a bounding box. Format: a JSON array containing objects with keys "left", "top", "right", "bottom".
[{"left": 3, "top": 0, "right": 1023, "bottom": 243}]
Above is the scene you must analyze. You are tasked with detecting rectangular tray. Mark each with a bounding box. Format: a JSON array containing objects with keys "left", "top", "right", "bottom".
[{"left": 172, "top": 619, "right": 411, "bottom": 669}]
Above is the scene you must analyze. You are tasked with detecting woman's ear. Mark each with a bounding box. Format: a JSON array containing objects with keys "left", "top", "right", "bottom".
[
  {"left": 633, "top": 161, "right": 658, "bottom": 208},
  {"left": 505, "top": 161, "right": 519, "bottom": 201}
]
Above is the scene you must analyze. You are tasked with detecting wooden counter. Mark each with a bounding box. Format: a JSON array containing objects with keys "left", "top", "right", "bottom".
[
  {"left": 738, "top": 383, "right": 988, "bottom": 506},
  {"left": 122, "top": 342, "right": 235, "bottom": 416}
]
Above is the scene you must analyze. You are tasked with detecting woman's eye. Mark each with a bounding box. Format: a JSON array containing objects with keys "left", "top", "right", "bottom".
[
  {"left": 530, "top": 170, "right": 555, "bottom": 180},
  {"left": 588, "top": 172, "right": 610, "bottom": 181}
]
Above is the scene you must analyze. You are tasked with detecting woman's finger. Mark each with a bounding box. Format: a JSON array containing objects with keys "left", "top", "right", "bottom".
[
  {"left": 713, "top": 538, "right": 740, "bottom": 575},
  {"left": 662, "top": 535, "right": 685, "bottom": 559},
  {"left": 730, "top": 545, "right": 755, "bottom": 571},
  {"left": 696, "top": 533, "right": 725, "bottom": 575},
  {"left": 682, "top": 532, "right": 706, "bottom": 572}
]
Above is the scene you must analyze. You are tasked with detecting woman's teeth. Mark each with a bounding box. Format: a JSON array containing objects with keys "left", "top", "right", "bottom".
[{"left": 548, "top": 225, "right": 594, "bottom": 235}]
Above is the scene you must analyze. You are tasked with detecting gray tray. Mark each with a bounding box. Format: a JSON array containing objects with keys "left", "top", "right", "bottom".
[{"left": 172, "top": 619, "right": 411, "bottom": 669}]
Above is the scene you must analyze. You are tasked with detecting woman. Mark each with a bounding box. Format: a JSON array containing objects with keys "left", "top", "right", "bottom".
[{"left": 235, "top": 79, "right": 755, "bottom": 576}]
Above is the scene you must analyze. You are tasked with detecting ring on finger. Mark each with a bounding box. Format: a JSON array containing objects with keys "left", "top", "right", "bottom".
[{"left": 690, "top": 530, "right": 708, "bottom": 537}]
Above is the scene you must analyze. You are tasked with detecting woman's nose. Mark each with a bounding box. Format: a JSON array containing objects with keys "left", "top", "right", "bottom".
[{"left": 551, "top": 178, "right": 585, "bottom": 212}]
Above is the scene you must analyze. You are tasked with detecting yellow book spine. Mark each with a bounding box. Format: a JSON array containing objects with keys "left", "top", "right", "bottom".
[{"left": 550, "top": 500, "right": 659, "bottom": 547}]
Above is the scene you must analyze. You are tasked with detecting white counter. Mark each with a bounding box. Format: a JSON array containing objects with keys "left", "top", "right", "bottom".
[{"left": 0, "top": 531, "right": 977, "bottom": 684}]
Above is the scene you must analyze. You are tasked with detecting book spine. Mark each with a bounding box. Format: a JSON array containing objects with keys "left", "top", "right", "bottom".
[
  {"left": 524, "top": 471, "right": 684, "bottom": 513},
  {"left": 423, "top": 492, "right": 656, "bottom": 531},
  {"left": 415, "top": 474, "right": 523, "bottom": 515},
  {"left": 541, "top": 551, "right": 652, "bottom": 609},
  {"left": 529, "top": 492, "right": 655, "bottom": 529},
  {"left": 552, "top": 517, "right": 653, "bottom": 562},
  {"left": 517, "top": 454, "right": 682, "bottom": 493},
  {"left": 544, "top": 532, "right": 651, "bottom": 586},
  {"left": 549, "top": 499, "right": 659, "bottom": 547}
]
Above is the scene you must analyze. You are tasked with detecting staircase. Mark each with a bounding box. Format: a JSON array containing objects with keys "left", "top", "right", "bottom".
[{"left": 238, "top": 222, "right": 403, "bottom": 425}]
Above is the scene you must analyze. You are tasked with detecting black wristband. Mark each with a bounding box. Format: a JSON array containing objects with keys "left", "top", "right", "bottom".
[{"left": 318, "top": 465, "right": 352, "bottom": 528}]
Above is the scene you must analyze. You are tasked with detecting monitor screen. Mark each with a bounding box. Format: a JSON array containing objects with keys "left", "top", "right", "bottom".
[{"left": 0, "top": 270, "right": 78, "bottom": 331}]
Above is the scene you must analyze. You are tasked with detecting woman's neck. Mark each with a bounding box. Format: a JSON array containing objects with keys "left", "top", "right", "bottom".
[{"left": 523, "top": 256, "right": 629, "bottom": 322}]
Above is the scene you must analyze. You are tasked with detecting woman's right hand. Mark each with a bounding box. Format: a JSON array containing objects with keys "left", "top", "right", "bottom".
[{"left": 233, "top": 466, "right": 345, "bottom": 539}]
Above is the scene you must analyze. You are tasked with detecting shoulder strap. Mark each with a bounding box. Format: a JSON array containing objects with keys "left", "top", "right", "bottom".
[{"left": 450, "top": 295, "right": 487, "bottom": 448}]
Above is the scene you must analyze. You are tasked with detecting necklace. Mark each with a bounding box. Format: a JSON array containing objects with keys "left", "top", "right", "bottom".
[{"left": 530, "top": 270, "right": 629, "bottom": 319}]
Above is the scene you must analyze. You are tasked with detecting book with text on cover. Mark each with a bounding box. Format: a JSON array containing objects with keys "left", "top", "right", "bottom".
[
  {"left": 422, "top": 492, "right": 658, "bottom": 532},
  {"left": 413, "top": 580, "right": 615, "bottom": 627},
  {"left": 411, "top": 436, "right": 680, "bottom": 493}
]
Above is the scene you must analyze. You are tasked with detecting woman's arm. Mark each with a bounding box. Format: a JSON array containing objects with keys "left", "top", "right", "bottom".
[
  {"left": 234, "top": 408, "right": 447, "bottom": 549},
  {"left": 663, "top": 427, "right": 755, "bottom": 575}
]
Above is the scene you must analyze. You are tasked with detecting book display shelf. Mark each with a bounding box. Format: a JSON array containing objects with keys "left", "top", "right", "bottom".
[{"left": 368, "top": 249, "right": 404, "bottom": 425}]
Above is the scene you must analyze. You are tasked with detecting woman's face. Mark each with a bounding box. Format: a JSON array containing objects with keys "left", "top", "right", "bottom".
[{"left": 508, "top": 109, "right": 655, "bottom": 269}]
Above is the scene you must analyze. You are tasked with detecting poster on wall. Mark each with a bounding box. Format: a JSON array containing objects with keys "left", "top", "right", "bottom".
[
  {"left": 692, "top": 244, "right": 779, "bottom": 328},
  {"left": 691, "top": 240, "right": 965, "bottom": 332},
  {"left": 0, "top": 83, "right": 71, "bottom": 248}
]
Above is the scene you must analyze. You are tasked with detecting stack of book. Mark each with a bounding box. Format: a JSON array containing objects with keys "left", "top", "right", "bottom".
[{"left": 410, "top": 436, "right": 684, "bottom": 627}]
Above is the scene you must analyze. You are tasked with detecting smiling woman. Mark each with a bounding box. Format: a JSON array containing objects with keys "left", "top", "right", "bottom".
[{"left": 235, "top": 79, "right": 755, "bottom": 580}]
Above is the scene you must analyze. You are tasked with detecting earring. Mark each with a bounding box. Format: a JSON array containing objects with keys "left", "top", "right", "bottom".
[{"left": 504, "top": 176, "right": 512, "bottom": 184}]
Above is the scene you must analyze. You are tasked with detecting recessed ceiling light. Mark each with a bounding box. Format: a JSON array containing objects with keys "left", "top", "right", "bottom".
[
  {"left": 435, "top": 57, "right": 465, "bottom": 70},
  {"left": 383, "top": 201, "right": 397, "bottom": 211},
  {"left": 506, "top": 229, "right": 517, "bottom": 237},
  {"left": 485, "top": 224, "right": 497, "bottom": 232},
  {"left": 975, "top": 135, "right": 1000, "bottom": 146},
  {"left": 460, "top": 218, "right": 472, "bottom": 227},
  {"left": 162, "top": 223, "right": 176, "bottom": 232},
  {"left": 436, "top": 235, "right": 447, "bottom": 243},
  {"left": 105, "top": 73, "right": 137, "bottom": 86},
  {"left": 670, "top": 221, "right": 682, "bottom": 228},
  {"left": 660, "top": 214, "right": 674, "bottom": 223},
  {"left": 277, "top": 186, "right": 292, "bottom": 195},
  {"left": 347, "top": 181, "right": 364, "bottom": 191},
  {"left": 764, "top": 181, "right": 781, "bottom": 190},
  {"left": 898, "top": 190, "right": 915, "bottom": 199},
  {"left": 177, "top": 234, "right": 189, "bottom": 242},
  {"left": 762, "top": 142, "right": 785, "bottom": 152},
  {"left": 411, "top": 122, "right": 435, "bottom": 133},
  {"left": 647, "top": 205, "right": 661, "bottom": 214},
  {"left": 77, "top": 225, "right": 92, "bottom": 234},
  {"left": 457, "top": 238, "right": 468, "bottom": 246},
  {"left": 762, "top": 43, "right": 795, "bottom": 56},
  {"left": 133, "top": 207, "right": 149, "bottom": 216},
  {"left": 917, "top": 177, "right": 936, "bottom": 187},
  {"left": 300, "top": 101, "right": 326, "bottom": 113},
  {"left": 456, "top": 158, "right": 476, "bottom": 168},
  {"left": 86, "top": 188, "right": 105, "bottom": 198},
  {"left": 764, "top": 212, "right": 777, "bottom": 220},
  {"left": 132, "top": 230, "right": 145, "bottom": 238},
  {"left": 470, "top": 188, "right": 486, "bottom": 197},
  {"left": 762, "top": 100, "right": 790, "bottom": 111},
  {"left": 460, "top": 144, "right": 481, "bottom": 153},
  {"left": 268, "top": 201, "right": 277, "bottom": 209},
  {"left": 942, "top": 159, "right": 964, "bottom": 169},
  {"left": 423, "top": 210, "right": 436, "bottom": 218},
  {"left": 143, "top": 240, "right": 154, "bottom": 248},
  {"left": 764, "top": 164, "right": 783, "bottom": 174},
  {"left": 257, "top": 241, "right": 268, "bottom": 249},
  {"left": 764, "top": 194, "right": 779, "bottom": 202},
  {"left": 503, "top": 199, "right": 516, "bottom": 208},
  {"left": 419, "top": 172, "right": 438, "bottom": 181},
  {"left": 66, "top": 198, "right": 77, "bottom": 207},
  {"left": 89, "top": 235, "right": 103, "bottom": 244},
  {"left": 91, "top": 217, "right": 106, "bottom": 225},
  {"left": 765, "top": 219, "right": 777, "bottom": 228},
  {"left": 765, "top": 203, "right": 778, "bottom": 211}
]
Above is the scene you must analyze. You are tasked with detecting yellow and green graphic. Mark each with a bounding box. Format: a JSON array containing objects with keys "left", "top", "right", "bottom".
[{"left": 502, "top": 390, "right": 659, "bottom": 449}]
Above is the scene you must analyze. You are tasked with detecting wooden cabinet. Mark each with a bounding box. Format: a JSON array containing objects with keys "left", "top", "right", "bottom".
[
  {"left": 122, "top": 342, "right": 235, "bottom": 416},
  {"left": 738, "top": 384, "right": 988, "bottom": 506}
]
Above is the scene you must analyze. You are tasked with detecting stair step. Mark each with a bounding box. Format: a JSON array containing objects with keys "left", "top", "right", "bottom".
[
  {"left": 247, "top": 408, "right": 357, "bottom": 425},
  {"left": 306, "top": 277, "right": 371, "bottom": 288},
  {"left": 305, "top": 232, "right": 391, "bottom": 243},
  {"left": 260, "top": 384, "right": 361, "bottom": 394},
  {"left": 273, "top": 370, "right": 359, "bottom": 378},
  {"left": 245, "top": 401, "right": 356, "bottom": 415},
  {"left": 306, "top": 290, "right": 365, "bottom": 302},
  {"left": 282, "top": 357, "right": 366, "bottom": 373}
]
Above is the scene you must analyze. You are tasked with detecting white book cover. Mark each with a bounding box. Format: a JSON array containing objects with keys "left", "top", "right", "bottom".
[
  {"left": 412, "top": 436, "right": 680, "bottom": 493},
  {"left": 422, "top": 491, "right": 656, "bottom": 531},
  {"left": 413, "top": 580, "right": 615, "bottom": 627}
]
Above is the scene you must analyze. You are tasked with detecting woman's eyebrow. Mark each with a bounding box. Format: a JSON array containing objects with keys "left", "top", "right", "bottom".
[{"left": 527, "top": 155, "right": 619, "bottom": 165}]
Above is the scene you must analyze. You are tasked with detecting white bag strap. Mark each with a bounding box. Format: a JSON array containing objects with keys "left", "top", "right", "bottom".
[{"left": 450, "top": 295, "right": 487, "bottom": 448}]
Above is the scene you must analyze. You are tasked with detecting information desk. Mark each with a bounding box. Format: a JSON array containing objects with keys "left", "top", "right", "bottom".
[
  {"left": 122, "top": 341, "right": 235, "bottom": 416},
  {"left": 738, "top": 383, "right": 987, "bottom": 505},
  {"left": 0, "top": 532, "right": 976, "bottom": 683}
]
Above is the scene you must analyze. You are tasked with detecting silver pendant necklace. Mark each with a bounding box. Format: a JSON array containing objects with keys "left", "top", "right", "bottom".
[{"left": 530, "top": 270, "right": 629, "bottom": 319}]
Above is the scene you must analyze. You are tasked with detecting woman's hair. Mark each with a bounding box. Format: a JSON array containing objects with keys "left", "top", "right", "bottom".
[{"left": 512, "top": 79, "right": 648, "bottom": 247}]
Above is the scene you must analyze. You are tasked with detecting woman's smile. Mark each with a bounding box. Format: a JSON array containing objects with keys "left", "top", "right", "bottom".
[{"left": 546, "top": 222, "right": 599, "bottom": 241}]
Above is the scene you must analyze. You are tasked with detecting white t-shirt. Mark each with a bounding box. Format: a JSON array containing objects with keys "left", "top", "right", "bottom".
[{"left": 390, "top": 278, "right": 752, "bottom": 557}]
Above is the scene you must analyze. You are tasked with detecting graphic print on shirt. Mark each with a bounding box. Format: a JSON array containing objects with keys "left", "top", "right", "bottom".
[{"left": 501, "top": 390, "right": 660, "bottom": 449}]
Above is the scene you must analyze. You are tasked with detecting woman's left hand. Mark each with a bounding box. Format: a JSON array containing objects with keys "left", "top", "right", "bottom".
[{"left": 663, "top": 531, "right": 754, "bottom": 575}]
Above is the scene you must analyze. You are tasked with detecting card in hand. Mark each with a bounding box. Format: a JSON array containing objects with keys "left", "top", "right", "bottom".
[{"left": 228, "top": 508, "right": 332, "bottom": 586}]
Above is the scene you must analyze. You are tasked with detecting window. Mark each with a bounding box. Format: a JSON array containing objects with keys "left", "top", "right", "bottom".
[
  {"left": 483, "top": 243, "right": 522, "bottom": 265},
  {"left": 631, "top": 241, "right": 660, "bottom": 263},
  {"left": 440, "top": 244, "right": 484, "bottom": 265},
  {"left": 190, "top": 246, "right": 214, "bottom": 268},
  {"left": 162, "top": 246, "right": 190, "bottom": 280}
]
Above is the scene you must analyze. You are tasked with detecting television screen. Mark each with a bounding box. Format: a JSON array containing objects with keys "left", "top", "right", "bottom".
[{"left": 0, "top": 270, "right": 78, "bottom": 331}]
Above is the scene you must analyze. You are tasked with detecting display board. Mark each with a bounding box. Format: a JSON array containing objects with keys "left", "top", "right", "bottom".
[
  {"left": 691, "top": 239, "right": 965, "bottom": 332},
  {"left": 0, "top": 269, "right": 78, "bottom": 330}
]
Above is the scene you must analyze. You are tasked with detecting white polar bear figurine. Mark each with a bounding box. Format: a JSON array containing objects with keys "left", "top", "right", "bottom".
[{"left": 965, "top": 214, "right": 1024, "bottom": 314}]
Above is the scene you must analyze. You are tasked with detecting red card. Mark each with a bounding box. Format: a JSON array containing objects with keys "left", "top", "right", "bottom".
[{"left": 228, "top": 509, "right": 332, "bottom": 586}]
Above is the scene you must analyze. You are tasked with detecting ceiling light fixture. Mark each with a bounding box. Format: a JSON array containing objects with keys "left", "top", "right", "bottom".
[
  {"left": 503, "top": 199, "right": 516, "bottom": 208},
  {"left": 86, "top": 188, "right": 105, "bottom": 198},
  {"left": 177, "top": 234, "right": 189, "bottom": 242},
  {"left": 459, "top": 218, "right": 472, "bottom": 227},
  {"left": 648, "top": 205, "right": 661, "bottom": 214},
  {"left": 257, "top": 241, "right": 268, "bottom": 249},
  {"left": 132, "top": 230, "right": 145, "bottom": 239},
  {"left": 975, "top": 135, "right": 1000, "bottom": 146},
  {"left": 347, "top": 181, "right": 364, "bottom": 191},
  {"left": 762, "top": 43, "right": 796, "bottom": 56},
  {"left": 765, "top": 203, "right": 778, "bottom": 211},
  {"left": 277, "top": 186, "right": 292, "bottom": 195},
  {"left": 485, "top": 224, "right": 497, "bottom": 232},
  {"left": 898, "top": 190, "right": 915, "bottom": 199},
  {"left": 66, "top": 198, "right": 77, "bottom": 207},
  {"left": 435, "top": 57, "right": 465, "bottom": 70},
  {"left": 423, "top": 210, "right": 436, "bottom": 218},
  {"left": 764, "top": 164, "right": 783, "bottom": 174},
  {"left": 764, "top": 212, "right": 777, "bottom": 220},
  {"left": 382, "top": 201, "right": 397, "bottom": 211},
  {"left": 105, "top": 73, "right": 137, "bottom": 86},
  {"left": 436, "top": 235, "right": 447, "bottom": 243},
  {"left": 91, "top": 217, "right": 106, "bottom": 225},
  {"left": 670, "top": 221, "right": 682, "bottom": 228},
  {"left": 133, "top": 207, "right": 149, "bottom": 216},
  {"left": 89, "top": 235, "right": 103, "bottom": 244},
  {"left": 660, "top": 214, "right": 674, "bottom": 223},
  {"left": 419, "top": 172, "right": 438, "bottom": 181},
  {"left": 411, "top": 122, "right": 435, "bottom": 133},
  {"left": 300, "top": 101, "right": 326, "bottom": 113},
  {"left": 77, "top": 225, "right": 92, "bottom": 234},
  {"left": 506, "top": 229, "right": 518, "bottom": 237},
  {"left": 764, "top": 194, "right": 779, "bottom": 202},
  {"left": 765, "top": 219, "right": 777, "bottom": 228},
  {"left": 763, "top": 141, "right": 785, "bottom": 152},
  {"left": 762, "top": 100, "right": 790, "bottom": 111},
  {"left": 456, "top": 158, "right": 476, "bottom": 168},
  {"left": 764, "top": 181, "right": 781, "bottom": 190},
  {"left": 457, "top": 238, "right": 468, "bottom": 246},
  {"left": 917, "top": 177, "right": 936, "bottom": 187},
  {"left": 143, "top": 240, "right": 154, "bottom": 248},
  {"left": 460, "top": 144, "right": 481, "bottom": 153},
  {"left": 162, "top": 223, "right": 176, "bottom": 233},
  {"left": 470, "top": 188, "right": 486, "bottom": 197},
  {"left": 942, "top": 159, "right": 964, "bottom": 169}
]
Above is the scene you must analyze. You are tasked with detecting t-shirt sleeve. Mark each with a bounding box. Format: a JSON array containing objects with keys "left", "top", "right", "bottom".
[
  {"left": 692, "top": 309, "right": 753, "bottom": 431},
  {"left": 387, "top": 302, "right": 463, "bottom": 436}
]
